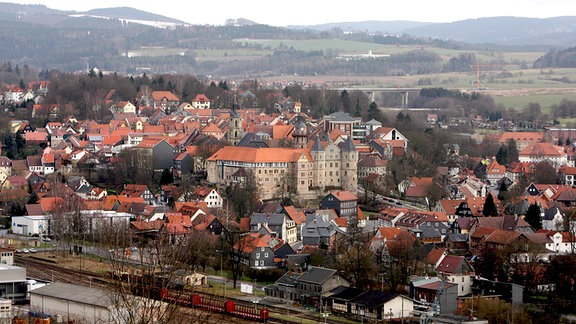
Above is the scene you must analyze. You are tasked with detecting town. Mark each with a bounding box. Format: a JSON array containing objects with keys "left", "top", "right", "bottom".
[{"left": 0, "top": 68, "right": 575, "bottom": 324}]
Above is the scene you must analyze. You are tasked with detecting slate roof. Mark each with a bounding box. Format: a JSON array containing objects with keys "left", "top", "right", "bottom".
[
  {"left": 329, "top": 286, "right": 366, "bottom": 301},
  {"left": 544, "top": 206, "right": 564, "bottom": 221},
  {"left": 297, "top": 266, "right": 337, "bottom": 284},
  {"left": 250, "top": 213, "right": 285, "bottom": 226},
  {"left": 275, "top": 271, "right": 299, "bottom": 286},
  {"left": 339, "top": 136, "right": 356, "bottom": 152},
  {"left": 351, "top": 290, "right": 399, "bottom": 308},
  {"left": 310, "top": 136, "right": 324, "bottom": 152}
]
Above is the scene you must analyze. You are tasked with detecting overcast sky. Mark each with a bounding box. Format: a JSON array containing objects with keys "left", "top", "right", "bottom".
[{"left": 9, "top": 0, "right": 576, "bottom": 26}]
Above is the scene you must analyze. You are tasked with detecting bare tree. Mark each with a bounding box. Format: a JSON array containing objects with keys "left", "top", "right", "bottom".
[{"left": 94, "top": 222, "right": 213, "bottom": 323}]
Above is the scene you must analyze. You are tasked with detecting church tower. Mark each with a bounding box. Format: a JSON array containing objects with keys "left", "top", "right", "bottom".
[
  {"left": 292, "top": 115, "right": 308, "bottom": 149},
  {"left": 227, "top": 103, "right": 243, "bottom": 146}
]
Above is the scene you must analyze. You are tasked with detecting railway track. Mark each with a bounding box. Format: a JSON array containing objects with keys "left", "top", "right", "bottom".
[
  {"left": 14, "top": 255, "right": 109, "bottom": 289},
  {"left": 14, "top": 256, "right": 344, "bottom": 323}
]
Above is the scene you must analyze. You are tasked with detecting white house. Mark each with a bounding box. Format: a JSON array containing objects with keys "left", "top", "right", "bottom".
[
  {"left": 545, "top": 231, "right": 575, "bottom": 255},
  {"left": 188, "top": 187, "right": 223, "bottom": 208}
]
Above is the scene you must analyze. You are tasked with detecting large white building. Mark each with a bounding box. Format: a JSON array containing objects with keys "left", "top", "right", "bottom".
[{"left": 12, "top": 211, "right": 133, "bottom": 236}]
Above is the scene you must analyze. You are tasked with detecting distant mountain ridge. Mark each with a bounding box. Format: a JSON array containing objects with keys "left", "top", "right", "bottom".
[
  {"left": 288, "top": 20, "right": 432, "bottom": 34},
  {"left": 402, "top": 16, "right": 576, "bottom": 46},
  {"left": 0, "top": 2, "right": 575, "bottom": 47},
  {"left": 82, "top": 7, "right": 185, "bottom": 24},
  {"left": 292, "top": 16, "right": 576, "bottom": 47},
  {"left": 0, "top": 3, "right": 187, "bottom": 27}
]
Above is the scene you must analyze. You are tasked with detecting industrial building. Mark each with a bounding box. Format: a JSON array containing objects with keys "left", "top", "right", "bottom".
[{"left": 0, "top": 264, "right": 28, "bottom": 303}]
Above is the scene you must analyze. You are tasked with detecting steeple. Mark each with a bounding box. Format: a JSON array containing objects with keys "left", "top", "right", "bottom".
[
  {"left": 227, "top": 100, "right": 243, "bottom": 146},
  {"left": 292, "top": 114, "right": 308, "bottom": 149}
]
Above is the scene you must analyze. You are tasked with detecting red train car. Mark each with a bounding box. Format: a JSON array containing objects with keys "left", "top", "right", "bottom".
[{"left": 160, "top": 289, "right": 269, "bottom": 322}]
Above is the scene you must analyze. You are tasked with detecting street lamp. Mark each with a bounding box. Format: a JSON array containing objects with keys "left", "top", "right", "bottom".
[
  {"left": 321, "top": 312, "right": 329, "bottom": 324},
  {"left": 216, "top": 250, "right": 226, "bottom": 298}
]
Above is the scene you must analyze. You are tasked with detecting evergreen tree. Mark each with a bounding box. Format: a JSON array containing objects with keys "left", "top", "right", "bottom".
[
  {"left": 368, "top": 101, "right": 380, "bottom": 121},
  {"left": 525, "top": 203, "right": 542, "bottom": 231},
  {"left": 28, "top": 191, "right": 39, "bottom": 204},
  {"left": 496, "top": 145, "right": 507, "bottom": 165},
  {"left": 482, "top": 192, "right": 499, "bottom": 216},
  {"left": 159, "top": 168, "right": 174, "bottom": 186},
  {"left": 505, "top": 139, "right": 519, "bottom": 165},
  {"left": 497, "top": 181, "right": 508, "bottom": 201}
]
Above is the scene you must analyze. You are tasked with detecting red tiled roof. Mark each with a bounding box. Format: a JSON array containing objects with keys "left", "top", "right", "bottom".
[
  {"left": 152, "top": 90, "right": 179, "bottom": 101},
  {"left": 331, "top": 190, "right": 358, "bottom": 201},
  {"left": 208, "top": 146, "right": 312, "bottom": 163}
]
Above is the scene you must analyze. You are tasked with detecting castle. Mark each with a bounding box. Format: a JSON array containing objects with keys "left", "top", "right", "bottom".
[{"left": 207, "top": 112, "right": 358, "bottom": 200}]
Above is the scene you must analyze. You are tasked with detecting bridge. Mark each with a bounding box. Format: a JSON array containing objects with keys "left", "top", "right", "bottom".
[{"left": 336, "top": 87, "right": 422, "bottom": 107}]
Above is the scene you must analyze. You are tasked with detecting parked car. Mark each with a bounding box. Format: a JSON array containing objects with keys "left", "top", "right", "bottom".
[
  {"left": 29, "top": 248, "right": 37, "bottom": 253},
  {"left": 22, "top": 249, "right": 30, "bottom": 253},
  {"left": 42, "top": 237, "right": 51, "bottom": 242}
]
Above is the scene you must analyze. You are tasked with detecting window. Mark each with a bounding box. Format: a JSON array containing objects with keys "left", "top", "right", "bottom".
[{"left": 256, "top": 253, "right": 260, "bottom": 258}]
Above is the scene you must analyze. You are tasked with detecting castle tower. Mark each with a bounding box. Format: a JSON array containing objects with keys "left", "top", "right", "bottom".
[
  {"left": 292, "top": 115, "right": 308, "bottom": 149},
  {"left": 309, "top": 135, "right": 326, "bottom": 190},
  {"left": 339, "top": 136, "right": 358, "bottom": 194},
  {"left": 227, "top": 103, "right": 243, "bottom": 146}
]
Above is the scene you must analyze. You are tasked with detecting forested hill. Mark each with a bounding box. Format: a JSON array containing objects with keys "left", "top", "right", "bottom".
[
  {"left": 402, "top": 16, "right": 576, "bottom": 47},
  {"left": 0, "top": 2, "right": 575, "bottom": 76}
]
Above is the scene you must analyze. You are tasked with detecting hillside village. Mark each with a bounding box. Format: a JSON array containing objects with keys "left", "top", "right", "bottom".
[{"left": 2, "top": 75, "right": 576, "bottom": 323}]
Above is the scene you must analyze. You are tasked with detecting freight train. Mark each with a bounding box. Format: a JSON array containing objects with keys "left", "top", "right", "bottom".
[{"left": 160, "top": 288, "right": 270, "bottom": 322}]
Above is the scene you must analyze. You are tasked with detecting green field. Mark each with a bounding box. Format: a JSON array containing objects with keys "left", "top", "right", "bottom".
[{"left": 131, "top": 39, "right": 576, "bottom": 110}]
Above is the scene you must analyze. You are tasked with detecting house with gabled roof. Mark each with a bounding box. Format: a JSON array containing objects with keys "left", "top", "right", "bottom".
[
  {"left": 249, "top": 212, "right": 297, "bottom": 244},
  {"left": 193, "top": 214, "right": 226, "bottom": 236},
  {"left": 369, "top": 126, "right": 409, "bottom": 152},
  {"left": 398, "top": 176, "right": 433, "bottom": 198},
  {"left": 235, "top": 232, "right": 279, "bottom": 269},
  {"left": 410, "top": 277, "right": 458, "bottom": 315},
  {"left": 319, "top": 190, "right": 358, "bottom": 220},
  {"left": 151, "top": 90, "right": 180, "bottom": 113},
  {"left": 131, "top": 219, "right": 164, "bottom": 239},
  {"left": 435, "top": 255, "right": 475, "bottom": 296},
  {"left": 191, "top": 94, "right": 210, "bottom": 109},
  {"left": 538, "top": 229, "right": 576, "bottom": 255},
  {"left": 173, "top": 201, "right": 208, "bottom": 223},
  {"left": 133, "top": 138, "right": 177, "bottom": 171},
  {"left": 173, "top": 151, "right": 194, "bottom": 179},
  {"left": 485, "top": 158, "right": 507, "bottom": 187},
  {"left": 186, "top": 186, "right": 223, "bottom": 208},
  {"left": 434, "top": 199, "right": 463, "bottom": 224},
  {"left": 121, "top": 184, "right": 155, "bottom": 205},
  {"left": 281, "top": 205, "right": 306, "bottom": 240},
  {"left": 369, "top": 227, "right": 416, "bottom": 262},
  {"left": 301, "top": 213, "right": 343, "bottom": 248},
  {"left": 423, "top": 248, "right": 448, "bottom": 273}
]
